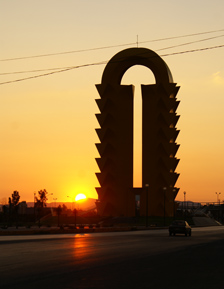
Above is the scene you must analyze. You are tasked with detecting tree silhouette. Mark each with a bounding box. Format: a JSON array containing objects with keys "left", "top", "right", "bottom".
[
  {"left": 11, "top": 191, "right": 20, "bottom": 207},
  {"left": 35, "top": 189, "right": 48, "bottom": 227},
  {"left": 9, "top": 191, "right": 20, "bottom": 228},
  {"left": 35, "top": 189, "right": 48, "bottom": 208}
]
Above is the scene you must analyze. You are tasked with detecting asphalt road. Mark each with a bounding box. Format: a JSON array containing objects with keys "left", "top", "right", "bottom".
[{"left": 1, "top": 227, "right": 224, "bottom": 289}]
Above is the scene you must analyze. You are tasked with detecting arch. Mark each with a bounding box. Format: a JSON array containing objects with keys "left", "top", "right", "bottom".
[
  {"left": 95, "top": 47, "right": 180, "bottom": 217},
  {"left": 121, "top": 64, "right": 156, "bottom": 85},
  {"left": 101, "top": 47, "right": 173, "bottom": 86}
]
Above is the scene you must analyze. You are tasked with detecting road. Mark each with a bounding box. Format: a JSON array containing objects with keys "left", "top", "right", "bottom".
[{"left": 1, "top": 227, "right": 224, "bottom": 289}]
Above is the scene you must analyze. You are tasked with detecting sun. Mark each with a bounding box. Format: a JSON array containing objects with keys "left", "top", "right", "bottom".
[{"left": 75, "top": 193, "right": 87, "bottom": 202}]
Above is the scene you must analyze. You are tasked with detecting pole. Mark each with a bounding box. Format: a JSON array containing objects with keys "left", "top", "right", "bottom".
[
  {"left": 74, "top": 208, "right": 77, "bottom": 228},
  {"left": 53, "top": 198, "right": 57, "bottom": 216},
  {"left": 34, "top": 192, "right": 36, "bottom": 223},
  {"left": 183, "top": 191, "right": 186, "bottom": 217},
  {"left": 215, "top": 192, "right": 221, "bottom": 203},
  {"left": 216, "top": 192, "right": 221, "bottom": 221},
  {"left": 67, "top": 195, "right": 74, "bottom": 210},
  {"left": 163, "top": 187, "right": 166, "bottom": 226},
  {"left": 173, "top": 189, "right": 176, "bottom": 220},
  {"left": 145, "top": 184, "right": 149, "bottom": 227}
]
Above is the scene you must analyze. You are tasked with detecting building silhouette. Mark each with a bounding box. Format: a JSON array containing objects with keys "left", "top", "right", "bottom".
[{"left": 95, "top": 48, "right": 180, "bottom": 217}]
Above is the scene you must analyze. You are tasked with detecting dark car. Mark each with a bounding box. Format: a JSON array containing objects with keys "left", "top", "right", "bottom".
[{"left": 169, "top": 220, "right": 191, "bottom": 236}]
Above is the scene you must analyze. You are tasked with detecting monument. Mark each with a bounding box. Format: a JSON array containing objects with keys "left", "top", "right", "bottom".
[{"left": 95, "top": 47, "right": 180, "bottom": 217}]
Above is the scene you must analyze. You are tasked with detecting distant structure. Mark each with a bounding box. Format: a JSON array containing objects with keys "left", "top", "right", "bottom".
[{"left": 95, "top": 48, "right": 180, "bottom": 217}]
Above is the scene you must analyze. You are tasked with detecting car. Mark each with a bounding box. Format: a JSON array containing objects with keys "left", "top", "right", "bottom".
[{"left": 169, "top": 220, "right": 192, "bottom": 236}]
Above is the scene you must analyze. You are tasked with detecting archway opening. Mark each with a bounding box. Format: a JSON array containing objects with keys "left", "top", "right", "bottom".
[{"left": 121, "top": 65, "right": 155, "bottom": 188}]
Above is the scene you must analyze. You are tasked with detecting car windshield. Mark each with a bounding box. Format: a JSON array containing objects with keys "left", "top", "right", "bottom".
[{"left": 172, "top": 221, "right": 185, "bottom": 226}]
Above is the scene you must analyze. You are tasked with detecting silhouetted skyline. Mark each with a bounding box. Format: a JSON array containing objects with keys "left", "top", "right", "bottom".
[{"left": 1, "top": 1, "right": 224, "bottom": 203}]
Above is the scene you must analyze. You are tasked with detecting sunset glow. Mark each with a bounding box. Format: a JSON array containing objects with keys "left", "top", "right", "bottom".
[
  {"left": 1, "top": 2, "right": 224, "bottom": 204},
  {"left": 75, "top": 194, "right": 87, "bottom": 202}
]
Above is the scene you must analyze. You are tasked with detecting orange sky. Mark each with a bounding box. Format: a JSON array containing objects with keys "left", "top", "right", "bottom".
[{"left": 1, "top": 1, "right": 224, "bottom": 204}]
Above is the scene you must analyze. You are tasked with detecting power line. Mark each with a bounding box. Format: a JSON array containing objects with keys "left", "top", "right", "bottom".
[
  {"left": 0, "top": 44, "right": 224, "bottom": 86},
  {"left": 157, "top": 34, "right": 224, "bottom": 51},
  {"left": 2, "top": 44, "right": 224, "bottom": 84},
  {"left": 0, "top": 28, "right": 224, "bottom": 62},
  {"left": 0, "top": 43, "right": 136, "bottom": 62},
  {"left": 161, "top": 44, "right": 224, "bottom": 56},
  {"left": 1, "top": 34, "right": 224, "bottom": 76},
  {"left": 0, "top": 66, "right": 75, "bottom": 76},
  {"left": 0, "top": 61, "right": 107, "bottom": 85},
  {"left": 139, "top": 28, "right": 224, "bottom": 44}
]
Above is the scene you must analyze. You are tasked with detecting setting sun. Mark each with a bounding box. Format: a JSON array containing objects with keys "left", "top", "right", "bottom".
[{"left": 75, "top": 193, "right": 87, "bottom": 202}]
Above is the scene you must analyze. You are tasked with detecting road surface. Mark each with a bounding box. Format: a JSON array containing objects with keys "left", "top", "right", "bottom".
[{"left": 1, "top": 227, "right": 224, "bottom": 289}]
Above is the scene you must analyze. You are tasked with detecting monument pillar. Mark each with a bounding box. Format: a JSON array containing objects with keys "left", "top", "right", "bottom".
[{"left": 95, "top": 48, "right": 180, "bottom": 217}]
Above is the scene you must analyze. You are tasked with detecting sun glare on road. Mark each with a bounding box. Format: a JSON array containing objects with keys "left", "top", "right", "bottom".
[{"left": 75, "top": 193, "right": 87, "bottom": 202}]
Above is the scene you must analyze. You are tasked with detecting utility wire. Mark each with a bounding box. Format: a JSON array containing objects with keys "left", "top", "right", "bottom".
[
  {"left": 0, "top": 44, "right": 224, "bottom": 86},
  {"left": 139, "top": 28, "right": 224, "bottom": 44},
  {"left": 0, "top": 61, "right": 107, "bottom": 85},
  {"left": 161, "top": 44, "right": 224, "bottom": 56},
  {"left": 0, "top": 28, "right": 224, "bottom": 62},
  {"left": 157, "top": 34, "right": 224, "bottom": 51},
  {"left": 1, "top": 34, "right": 224, "bottom": 76},
  {"left": 0, "top": 43, "right": 136, "bottom": 62},
  {"left": 0, "top": 66, "right": 76, "bottom": 76}
]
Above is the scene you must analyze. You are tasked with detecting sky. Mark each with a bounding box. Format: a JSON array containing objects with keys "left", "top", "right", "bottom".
[{"left": 1, "top": 0, "right": 224, "bottom": 204}]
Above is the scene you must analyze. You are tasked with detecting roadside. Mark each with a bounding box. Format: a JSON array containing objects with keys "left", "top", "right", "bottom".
[{"left": 0, "top": 214, "right": 222, "bottom": 237}]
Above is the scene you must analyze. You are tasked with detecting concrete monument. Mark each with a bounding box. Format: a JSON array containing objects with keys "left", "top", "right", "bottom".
[{"left": 95, "top": 48, "right": 180, "bottom": 217}]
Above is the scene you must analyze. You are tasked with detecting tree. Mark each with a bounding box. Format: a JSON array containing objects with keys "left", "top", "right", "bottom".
[
  {"left": 8, "top": 191, "right": 20, "bottom": 228},
  {"left": 35, "top": 189, "right": 48, "bottom": 208},
  {"left": 35, "top": 189, "right": 49, "bottom": 227},
  {"left": 11, "top": 191, "right": 20, "bottom": 208}
]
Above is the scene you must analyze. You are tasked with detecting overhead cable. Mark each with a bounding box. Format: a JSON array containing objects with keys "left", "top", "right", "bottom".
[
  {"left": 0, "top": 44, "right": 224, "bottom": 86},
  {"left": 1, "top": 34, "right": 224, "bottom": 76},
  {"left": 0, "top": 61, "right": 107, "bottom": 85},
  {"left": 157, "top": 34, "right": 224, "bottom": 51},
  {"left": 0, "top": 28, "right": 224, "bottom": 62}
]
